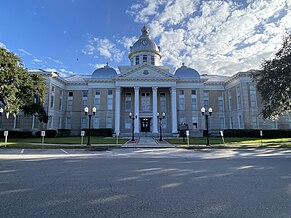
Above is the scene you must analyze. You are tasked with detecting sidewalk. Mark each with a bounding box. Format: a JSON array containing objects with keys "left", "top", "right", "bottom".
[{"left": 122, "top": 137, "right": 176, "bottom": 148}]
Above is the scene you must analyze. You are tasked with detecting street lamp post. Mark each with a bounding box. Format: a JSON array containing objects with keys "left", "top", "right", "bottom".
[
  {"left": 0, "top": 108, "right": 3, "bottom": 128},
  {"left": 201, "top": 107, "right": 212, "bottom": 146},
  {"left": 84, "top": 106, "right": 96, "bottom": 146},
  {"left": 157, "top": 112, "right": 165, "bottom": 141},
  {"left": 129, "top": 112, "right": 137, "bottom": 141}
]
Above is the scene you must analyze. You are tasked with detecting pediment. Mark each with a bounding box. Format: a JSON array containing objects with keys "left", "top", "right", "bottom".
[{"left": 116, "top": 64, "right": 177, "bottom": 81}]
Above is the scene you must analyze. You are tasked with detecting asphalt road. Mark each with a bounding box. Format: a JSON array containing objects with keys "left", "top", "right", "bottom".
[{"left": 0, "top": 148, "right": 290, "bottom": 218}]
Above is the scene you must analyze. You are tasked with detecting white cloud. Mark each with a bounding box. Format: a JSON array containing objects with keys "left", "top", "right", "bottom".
[
  {"left": 0, "top": 42, "right": 6, "bottom": 49},
  {"left": 32, "top": 58, "right": 42, "bottom": 63},
  {"left": 118, "top": 36, "right": 138, "bottom": 50},
  {"left": 59, "top": 68, "right": 74, "bottom": 76},
  {"left": 18, "top": 48, "right": 32, "bottom": 56},
  {"left": 45, "top": 57, "right": 63, "bottom": 65},
  {"left": 127, "top": 0, "right": 291, "bottom": 76},
  {"left": 83, "top": 36, "right": 125, "bottom": 63}
]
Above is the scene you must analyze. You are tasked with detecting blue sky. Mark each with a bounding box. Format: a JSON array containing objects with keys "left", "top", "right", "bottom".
[{"left": 1, "top": 0, "right": 290, "bottom": 77}]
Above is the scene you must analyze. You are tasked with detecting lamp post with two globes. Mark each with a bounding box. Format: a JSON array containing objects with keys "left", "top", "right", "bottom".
[
  {"left": 157, "top": 112, "right": 165, "bottom": 141},
  {"left": 84, "top": 106, "right": 96, "bottom": 146},
  {"left": 129, "top": 112, "right": 137, "bottom": 141},
  {"left": 201, "top": 107, "right": 212, "bottom": 146}
]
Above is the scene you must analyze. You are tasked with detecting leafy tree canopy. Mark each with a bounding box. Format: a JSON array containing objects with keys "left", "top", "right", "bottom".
[
  {"left": 0, "top": 47, "right": 48, "bottom": 122},
  {"left": 253, "top": 34, "right": 291, "bottom": 120}
]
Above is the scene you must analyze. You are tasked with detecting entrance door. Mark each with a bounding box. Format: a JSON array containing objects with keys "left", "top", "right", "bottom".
[{"left": 140, "top": 118, "right": 150, "bottom": 132}]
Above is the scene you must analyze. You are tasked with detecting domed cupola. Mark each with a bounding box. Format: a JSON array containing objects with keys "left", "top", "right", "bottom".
[
  {"left": 175, "top": 63, "right": 200, "bottom": 79},
  {"left": 92, "top": 63, "right": 117, "bottom": 78},
  {"left": 129, "top": 26, "right": 162, "bottom": 66}
]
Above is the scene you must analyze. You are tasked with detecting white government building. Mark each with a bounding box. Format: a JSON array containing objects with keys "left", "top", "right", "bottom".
[{"left": 1, "top": 26, "right": 290, "bottom": 136}]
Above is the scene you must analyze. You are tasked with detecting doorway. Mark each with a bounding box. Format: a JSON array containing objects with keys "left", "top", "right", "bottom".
[{"left": 140, "top": 118, "right": 150, "bottom": 132}]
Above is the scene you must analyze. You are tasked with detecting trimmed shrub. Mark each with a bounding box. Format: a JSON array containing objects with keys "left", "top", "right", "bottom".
[
  {"left": 82, "top": 128, "right": 113, "bottom": 137},
  {"left": 0, "top": 130, "right": 33, "bottom": 138},
  {"left": 35, "top": 130, "right": 58, "bottom": 138},
  {"left": 58, "top": 129, "right": 71, "bottom": 137},
  {"left": 223, "top": 129, "right": 291, "bottom": 138}
]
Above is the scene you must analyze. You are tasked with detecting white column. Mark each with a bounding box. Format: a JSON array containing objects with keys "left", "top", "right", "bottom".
[
  {"left": 114, "top": 87, "right": 121, "bottom": 134},
  {"left": 152, "top": 87, "right": 158, "bottom": 133},
  {"left": 171, "top": 87, "right": 178, "bottom": 134},
  {"left": 134, "top": 87, "right": 140, "bottom": 133}
]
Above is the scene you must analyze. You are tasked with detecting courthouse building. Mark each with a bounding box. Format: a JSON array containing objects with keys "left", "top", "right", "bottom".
[{"left": 1, "top": 26, "right": 290, "bottom": 136}]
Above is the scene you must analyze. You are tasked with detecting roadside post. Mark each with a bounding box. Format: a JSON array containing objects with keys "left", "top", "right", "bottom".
[
  {"left": 220, "top": 130, "right": 225, "bottom": 145},
  {"left": 41, "top": 131, "right": 45, "bottom": 147},
  {"left": 4, "top": 131, "right": 8, "bottom": 147},
  {"left": 260, "top": 130, "right": 263, "bottom": 146},
  {"left": 116, "top": 131, "right": 120, "bottom": 145},
  {"left": 186, "top": 130, "right": 190, "bottom": 146},
  {"left": 81, "top": 131, "right": 85, "bottom": 145}
]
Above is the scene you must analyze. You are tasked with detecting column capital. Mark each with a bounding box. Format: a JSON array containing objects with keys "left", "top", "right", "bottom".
[
  {"left": 170, "top": 87, "right": 176, "bottom": 93},
  {"left": 134, "top": 86, "right": 140, "bottom": 91},
  {"left": 115, "top": 86, "right": 121, "bottom": 91},
  {"left": 152, "top": 87, "right": 158, "bottom": 91}
]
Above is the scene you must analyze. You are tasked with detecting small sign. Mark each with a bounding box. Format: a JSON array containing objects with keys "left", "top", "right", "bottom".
[
  {"left": 220, "top": 131, "right": 224, "bottom": 137},
  {"left": 260, "top": 130, "right": 263, "bottom": 137},
  {"left": 116, "top": 131, "right": 120, "bottom": 136},
  {"left": 41, "top": 131, "right": 45, "bottom": 137},
  {"left": 81, "top": 131, "right": 85, "bottom": 137},
  {"left": 4, "top": 131, "right": 8, "bottom": 137},
  {"left": 186, "top": 130, "right": 189, "bottom": 136}
]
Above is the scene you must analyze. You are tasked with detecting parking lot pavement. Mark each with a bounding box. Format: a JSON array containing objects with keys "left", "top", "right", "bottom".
[{"left": 1, "top": 148, "right": 291, "bottom": 160}]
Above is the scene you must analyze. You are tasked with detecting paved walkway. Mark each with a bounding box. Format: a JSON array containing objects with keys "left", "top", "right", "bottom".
[{"left": 122, "top": 137, "right": 176, "bottom": 148}]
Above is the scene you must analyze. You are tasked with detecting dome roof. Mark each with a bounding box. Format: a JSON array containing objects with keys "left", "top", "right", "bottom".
[
  {"left": 129, "top": 26, "right": 161, "bottom": 58},
  {"left": 92, "top": 64, "right": 117, "bottom": 78},
  {"left": 175, "top": 63, "right": 200, "bottom": 78}
]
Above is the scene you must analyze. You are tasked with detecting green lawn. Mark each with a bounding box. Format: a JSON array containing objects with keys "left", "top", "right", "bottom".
[
  {"left": 166, "top": 137, "right": 291, "bottom": 148},
  {"left": 2, "top": 136, "right": 128, "bottom": 145}
]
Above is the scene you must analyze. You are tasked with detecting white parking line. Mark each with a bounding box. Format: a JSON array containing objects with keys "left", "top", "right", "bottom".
[
  {"left": 20, "top": 149, "right": 24, "bottom": 154},
  {"left": 60, "top": 149, "right": 68, "bottom": 154}
]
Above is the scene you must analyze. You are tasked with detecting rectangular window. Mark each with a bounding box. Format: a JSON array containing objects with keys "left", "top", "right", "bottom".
[
  {"left": 125, "top": 93, "right": 132, "bottom": 112},
  {"left": 160, "top": 93, "right": 166, "bottom": 113},
  {"left": 218, "top": 98, "right": 224, "bottom": 112},
  {"left": 135, "top": 56, "right": 139, "bottom": 65},
  {"left": 68, "top": 91, "right": 73, "bottom": 97},
  {"left": 93, "top": 116, "right": 99, "bottom": 128},
  {"left": 249, "top": 85, "right": 257, "bottom": 108},
  {"left": 203, "top": 90, "right": 209, "bottom": 109},
  {"left": 191, "top": 90, "right": 197, "bottom": 111},
  {"left": 81, "top": 117, "right": 87, "bottom": 129},
  {"left": 82, "top": 90, "right": 88, "bottom": 98},
  {"left": 219, "top": 117, "right": 225, "bottom": 129},
  {"left": 67, "top": 99, "right": 73, "bottom": 111},
  {"left": 238, "top": 115, "right": 243, "bottom": 129},
  {"left": 228, "top": 90, "right": 232, "bottom": 111},
  {"left": 108, "top": 89, "right": 113, "bottom": 110},
  {"left": 151, "top": 56, "right": 155, "bottom": 65},
  {"left": 66, "top": 117, "right": 72, "bottom": 129},
  {"left": 237, "top": 86, "right": 241, "bottom": 109},
  {"left": 82, "top": 99, "right": 88, "bottom": 108},
  {"left": 106, "top": 116, "right": 112, "bottom": 128},
  {"left": 143, "top": 55, "right": 147, "bottom": 63},
  {"left": 58, "top": 117, "right": 62, "bottom": 129},
  {"left": 32, "top": 115, "right": 39, "bottom": 129},
  {"left": 48, "top": 116, "right": 53, "bottom": 129},
  {"left": 14, "top": 115, "right": 21, "bottom": 129},
  {"left": 179, "top": 116, "right": 186, "bottom": 124},
  {"left": 178, "top": 90, "right": 185, "bottom": 110},
  {"left": 50, "top": 86, "right": 55, "bottom": 109},
  {"left": 59, "top": 90, "right": 63, "bottom": 111},
  {"left": 141, "top": 92, "right": 151, "bottom": 112},
  {"left": 95, "top": 90, "right": 101, "bottom": 110},
  {"left": 251, "top": 116, "right": 258, "bottom": 129},
  {"left": 229, "top": 117, "right": 233, "bottom": 129},
  {"left": 192, "top": 116, "right": 198, "bottom": 128},
  {"left": 125, "top": 117, "right": 131, "bottom": 129}
]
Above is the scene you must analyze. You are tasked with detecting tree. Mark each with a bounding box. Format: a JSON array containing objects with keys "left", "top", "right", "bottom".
[
  {"left": 0, "top": 47, "right": 48, "bottom": 122},
  {"left": 253, "top": 34, "right": 291, "bottom": 120}
]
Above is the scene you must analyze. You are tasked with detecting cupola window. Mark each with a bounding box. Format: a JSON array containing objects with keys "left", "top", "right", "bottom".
[
  {"left": 143, "top": 55, "right": 147, "bottom": 63},
  {"left": 151, "top": 56, "right": 155, "bottom": 65},
  {"left": 135, "top": 56, "right": 139, "bottom": 65}
]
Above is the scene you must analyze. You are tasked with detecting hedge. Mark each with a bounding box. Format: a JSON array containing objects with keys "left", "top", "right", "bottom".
[
  {"left": 58, "top": 129, "right": 71, "bottom": 137},
  {"left": 35, "top": 130, "right": 58, "bottom": 138},
  {"left": 0, "top": 130, "right": 33, "bottom": 138},
  {"left": 223, "top": 129, "right": 291, "bottom": 138},
  {"left": 82, "top": 128, "right": 113, "bottom": 137}
]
